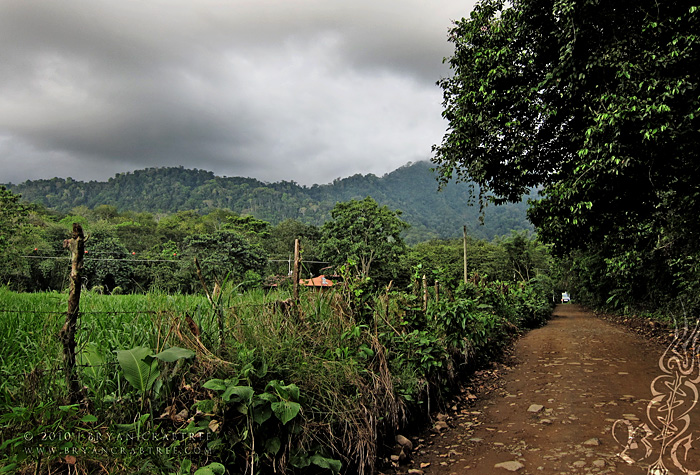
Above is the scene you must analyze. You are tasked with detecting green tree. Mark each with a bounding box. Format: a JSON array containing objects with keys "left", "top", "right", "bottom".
[
  {"left": 433, "top": 0, "right": 699, "bottom": 310},
  {"left": 266, "top": 219, "right": 320, "bottom": 257},
  {"left": 404, "top": 238, "right": 464, "bottom": 288},
  {"left": 0, "top": 186, "right": 29, "bottom": 254},
  {"left": 156, "top": 210, "right": 206, "bottom": 243},
  {"left": 0, "top": 187, "right": 32, "bottom": 288},
  {"left": 493, "top": 231, "right": 552, "bottom": 283},
  {"left": 92, "top": 204, "right": 120, "bottom": 221},
  {"left": 83, "top": 224, "right": 132, "bottom": 293},
  {"left": 113, "top": 213, "right": 160, "bottom": 254},
  {"left": 28, "top": 223, "right": 72, "bottom": 291},
  {"left": 320, "top": 197, "right": 409, "bottom": 281},
  {"left": 265, "top": 219, "right": 322, "bottom": 276},
  {"left": 179, "top": 230, "right": 268, "bottom": 292},
  {"left": 223, "top": 214, "right": 271, "bottom": 244}
]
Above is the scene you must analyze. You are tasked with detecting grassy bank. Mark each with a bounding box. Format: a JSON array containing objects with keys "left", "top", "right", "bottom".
[{"left": 0, "top": 277, "right": 553, "bottom": 474}]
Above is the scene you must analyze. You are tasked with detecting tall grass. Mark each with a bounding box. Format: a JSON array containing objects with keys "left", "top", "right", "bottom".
[
  {"left": 0, "top": 287, "right": 208, "bottom": 406},
  {"left": 0, "top": 277, "right": 554, "bottom": 474}
]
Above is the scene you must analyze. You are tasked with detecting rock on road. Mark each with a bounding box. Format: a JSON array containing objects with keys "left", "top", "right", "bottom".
[{"left": 398, "top": 304, "right": 700, "bottom": 475}]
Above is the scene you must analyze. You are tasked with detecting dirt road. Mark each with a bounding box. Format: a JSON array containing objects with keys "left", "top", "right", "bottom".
[{"left": 396, "top": 304, "right": 700, "bottom": 474}]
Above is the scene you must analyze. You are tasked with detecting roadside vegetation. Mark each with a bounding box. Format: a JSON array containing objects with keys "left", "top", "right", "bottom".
[
  {"left": 0, "top": 185, "right": 555, "bottom": 474},
  {"left": 0, "top": 281, "right": 553, "bottom": 474},
  {"left": 433, "top": 0, "right": 698, "bottom": 321}
]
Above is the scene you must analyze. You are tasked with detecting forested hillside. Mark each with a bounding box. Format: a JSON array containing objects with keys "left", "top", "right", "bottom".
[{"left": 5, "top": 161, "right": 532, "bottom": 243}]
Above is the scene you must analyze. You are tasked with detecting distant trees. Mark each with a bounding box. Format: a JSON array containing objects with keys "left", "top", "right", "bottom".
[
  {"left": 83, "top": 224, "right": 131, "bottom": 292},
  {"left": 5, "top": 162, "right": 534, "bottom": 244},
  {"left": 0, "top": 186, "right": 32, "bottom": 287},
  {"left": 178, "top": 230, "right": 267, "bottom": 292},
  {"left": 264, "top": 219, "right": 323, "bottom": 276},
  {"left": 0, "top": 186, "right": 28, "bottom": 255},
  {"left": 404, "top": 231, "right": 551, "bottom": 288},
  {"left": 0, "top": 188, "right": 551, "bottom": 295}
]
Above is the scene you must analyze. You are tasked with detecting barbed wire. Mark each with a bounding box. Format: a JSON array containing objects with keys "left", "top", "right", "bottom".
[
  {"left": 19, "top": 255, "right": 329, "bottom": 264},
  {"left": 0, "top": 301, "right": 295, "bottom": 316},
  {"left": 0, "top": 309, "right": 159, "bottom": 315}
]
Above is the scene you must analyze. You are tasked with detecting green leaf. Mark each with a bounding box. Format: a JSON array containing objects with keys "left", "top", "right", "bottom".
[
  {"left": 271, "top": 401, "right": 301, "bottom": 424},
  {"left": 265, "top": 436, "right": 281, "bottom": 455},
  {"left": 0, "top": 463, "right": 18, "bottom": 473},
  {"left": 282, "top": 383, "right": 300, "bottom": 401},
  {"left": 178, "top": 459, "right": 192, "bottom": 475},
  {"left": 154, "top": 347, "right": 196, "bottom": 362},
  {"left": 257, "top": 391, "right": 278, "bottom": 403},
  {"left": 266, "top": 380, "right": 300, "bottom": 401},
  {"left": 193, "top": 462, "right": 226, "bottom": 475},
  {"left": 77, "top": 342, "right": 104, "bottom": 379},
  {"left": 202, "top": 379, "right": 228, "bottom": 392},
  {"left": 80, "top": 414, "right": 98, "bottom": 423},
  {"left": 221, "top": 385, "right": 254, "bottom": 404},
  {"left": 192, "top": 398, "right": 216, "bottom": 414},
  {"left": 289, "top": 453, "right": 310, "bottom": 469},
  {"left": 252, "top": 400, "right": 273, "bottom": 425},
  {"left": 309, "top": 454, "right": 342, "bottom": 474},
  {"left": 115, "top": 346, "right": 160, "bottom": 393}
]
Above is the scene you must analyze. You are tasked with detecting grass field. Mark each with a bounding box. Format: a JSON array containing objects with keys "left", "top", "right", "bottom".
[{"left": 0, "top": 288, "right": 208, "bottom": 403}]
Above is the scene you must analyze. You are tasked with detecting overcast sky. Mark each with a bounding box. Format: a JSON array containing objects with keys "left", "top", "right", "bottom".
[{"left": 0, "top": 0, "right": 475, "bottom": 186}]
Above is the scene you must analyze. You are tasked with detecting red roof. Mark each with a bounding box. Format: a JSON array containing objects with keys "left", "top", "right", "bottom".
[{"left": 299, "top": 275, "right": 333, "bottom": 287}]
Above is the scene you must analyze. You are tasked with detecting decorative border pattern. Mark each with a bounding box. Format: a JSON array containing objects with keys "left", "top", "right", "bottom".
[{"left": 613, "top": 321, "right": 700, "bottom": 474}]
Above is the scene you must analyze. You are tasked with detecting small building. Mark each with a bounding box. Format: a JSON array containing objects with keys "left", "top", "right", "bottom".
[{"left": 299, "top": 275, "right": 334, "bottom": 288}]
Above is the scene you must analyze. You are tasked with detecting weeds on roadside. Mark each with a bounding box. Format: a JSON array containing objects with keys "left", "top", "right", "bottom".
[{"left": 0, "top": 274, "right": 553, "bottom": 474}]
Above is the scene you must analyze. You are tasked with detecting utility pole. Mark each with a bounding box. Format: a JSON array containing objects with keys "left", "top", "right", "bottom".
[{"left": 463, "top": 225, "right": 468, "bottom": 283}]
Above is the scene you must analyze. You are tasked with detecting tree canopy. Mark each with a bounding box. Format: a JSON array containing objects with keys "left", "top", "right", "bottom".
[
  {"left": 0, "top": 190, "right": 554, "bottom": 295},
  {"left": 320, "top": 197, "right": 409, "bottom": 281},
  {"left": 0, "top": 186, "right": 27, "bottom": 248},
  {"left": 434, "top": 0, "right": 699, "bottom": 311}
]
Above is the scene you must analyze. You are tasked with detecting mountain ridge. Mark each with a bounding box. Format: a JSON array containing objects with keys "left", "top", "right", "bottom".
[{"left": 6, "top": 161, "right": 534, "bottom": 243}]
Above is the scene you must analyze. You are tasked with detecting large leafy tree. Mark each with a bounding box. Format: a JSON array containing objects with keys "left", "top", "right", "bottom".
[
  {"left": 179, "top": 230, "right": 268, "bottom": 292},
  {"left": 264, "top": 219, "right": 322, "bottom": 276},
  {"left": 0, "top": 186, "right": 29, "bottom": 253},
  {"left": 0, "top": 186, "right": 33, "bottom": 288},
  {"left": 320, "top": 197, "right": 409, "bottom": 281},
  {"left": 83, "top": 224, "right": 132, "bottom": 292},
  {"left": 433, "top": 0, "right": 699, "bottom": 308},
  {"left": 265, "top": 219, "right": 320, "bottom": 258}
]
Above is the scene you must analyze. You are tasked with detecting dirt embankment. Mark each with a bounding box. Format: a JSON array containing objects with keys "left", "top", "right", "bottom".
[{"left": 387, "top": 304, "right": 700, "bottom": 475}]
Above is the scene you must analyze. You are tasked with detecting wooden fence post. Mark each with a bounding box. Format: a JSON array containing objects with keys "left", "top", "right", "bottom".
[
  {"left": 292, "top": 239, "right": 300, "bottom": 304},
  {"left": 422, "top": 274, "right": 428, "bottom": 313},
  {"left": 60, "top": 223, "right": 85, "bottom": 405}
]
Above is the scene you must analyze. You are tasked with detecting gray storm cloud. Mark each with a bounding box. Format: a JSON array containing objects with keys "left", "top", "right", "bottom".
[{"left": 0, "top": 0, "right": 475, "bottom": 185}]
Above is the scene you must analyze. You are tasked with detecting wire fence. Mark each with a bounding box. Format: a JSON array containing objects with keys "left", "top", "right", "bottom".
[
  {"left": 11, "top": 252, "right": 334, "bottom": 295},
  {"left": 0, "top": 307, "right": 174, "bottom": 378},
  {"left": 0, "top": 296, "right": 298, "bottom": 380},
  {"left": 20, "top": 254, "right": 329, "bottom": 264}
]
